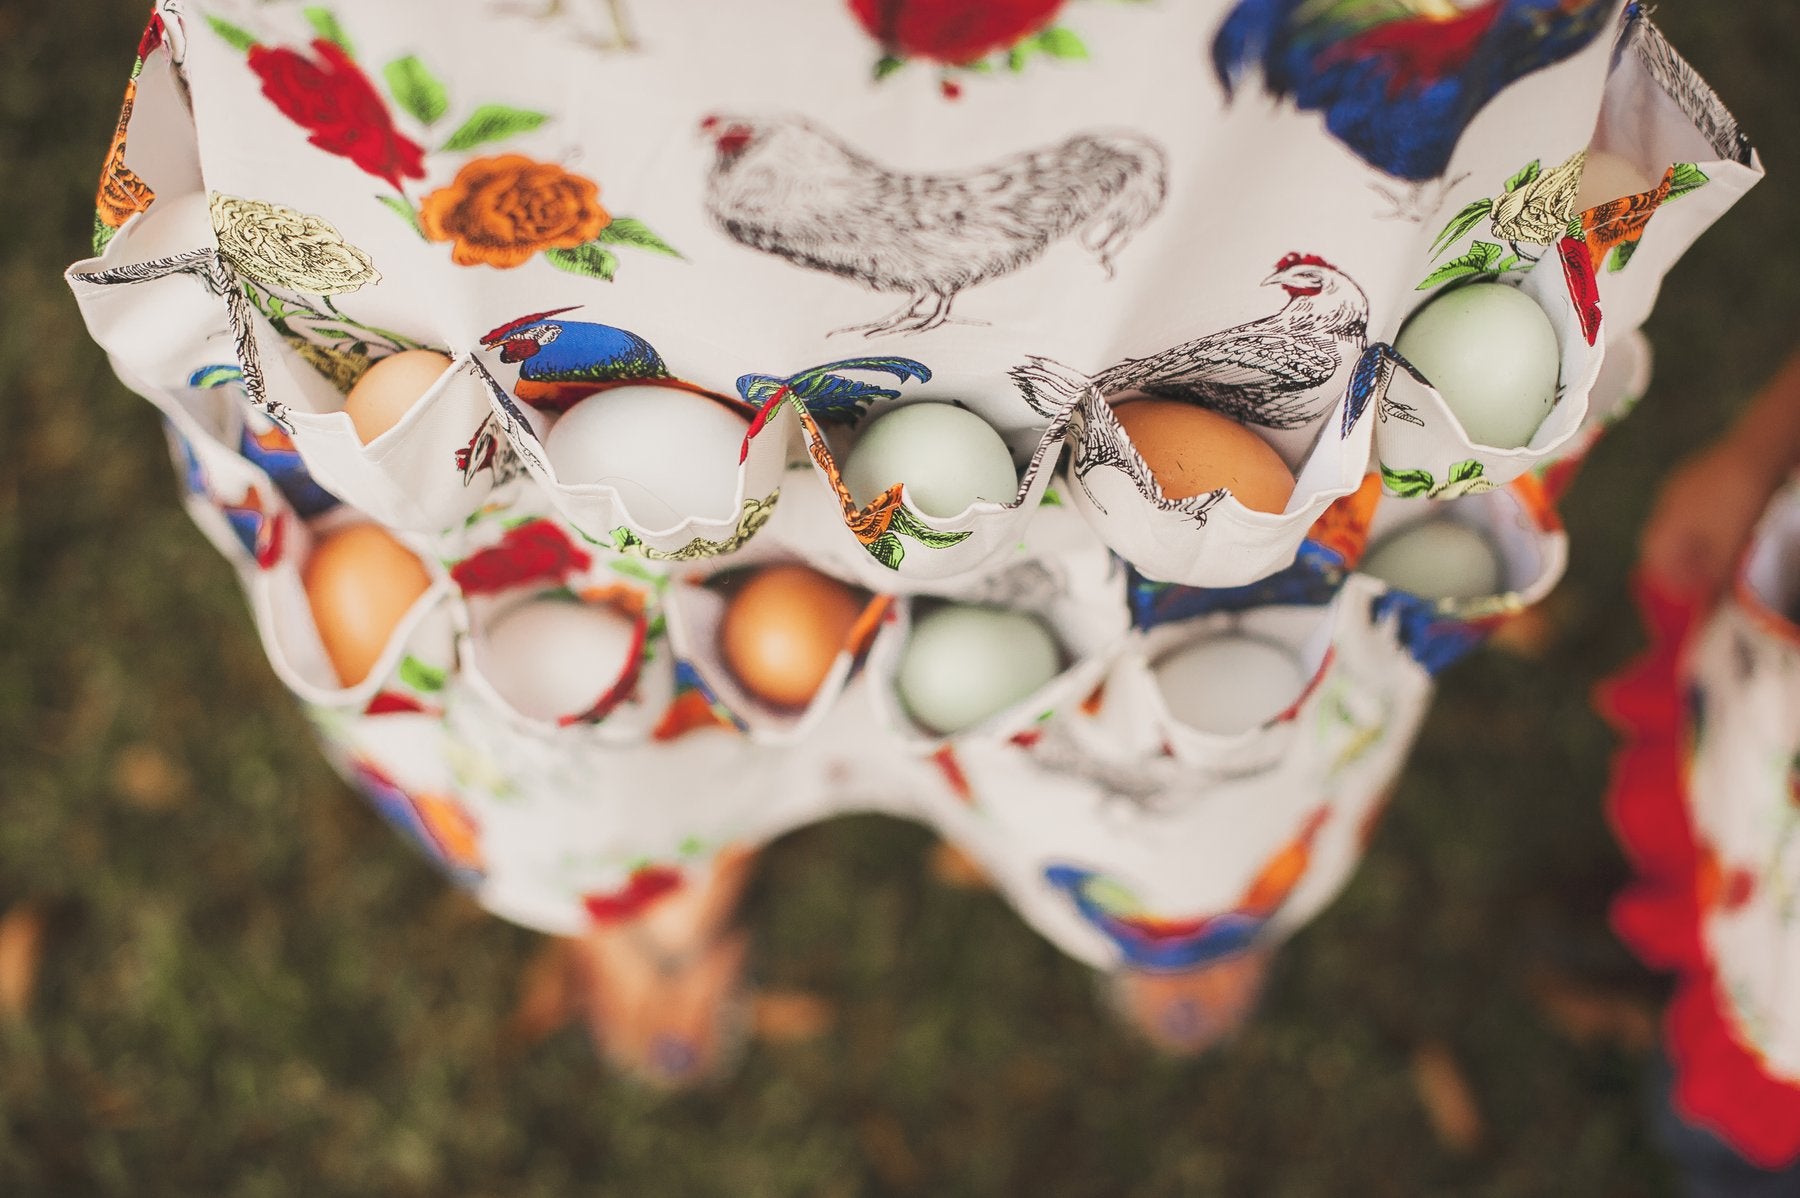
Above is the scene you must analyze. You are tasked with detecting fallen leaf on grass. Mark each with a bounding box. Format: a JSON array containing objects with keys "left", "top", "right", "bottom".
[
  {"left": 1527, "top": 966, "right": 1658, "bottom": 1052},
  {"left": 83, "top": 1076, "right": 141, "bottom": 1128},
  {"left": 110, "top": 742, "right": 190, "bottom": 811},
  {"left": 501, "top": 939, "right": 577, "bottom": 1051},
  {"left": 928, "top": 840, "right": 990, "bottom": 890},
  {"left": 0, "top": 904, "right": 46, "bottom": 1019},
  {"left": 1411, "top": 1040, "right": 1483, "bottom": 1154},
  {"left": 857, "top": 1112, "right": 923, "bottom": 1192},
  {"left": 752, "top": 990, "right": 835, "bottom": 1042}
]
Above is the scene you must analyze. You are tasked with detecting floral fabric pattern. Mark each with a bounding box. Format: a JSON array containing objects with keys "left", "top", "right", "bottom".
[
  {"left": 246, "top": 38, "right": 428, "bottom": 190},
  {"left": 209, "top": 194, "right": 380, "bottom": 293},
  {"left": 420, "top": 155, "right": 610, "bottom": 270},
  {"left": 66, "top": 1, "right": 1759, "bottom": 1005}
]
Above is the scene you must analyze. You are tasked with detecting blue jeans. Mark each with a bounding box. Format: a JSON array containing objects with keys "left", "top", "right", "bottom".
[{"left": 1650, "top": 1051, "right": 1800, "bottom": 1197}]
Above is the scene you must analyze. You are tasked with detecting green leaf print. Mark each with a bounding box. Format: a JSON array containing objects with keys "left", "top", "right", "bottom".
[
  {"left": 545, "top": 243, "right": 619, "bottom": 281},
  {"left": 384, "top": 56, "right": 449, "bottom": 125},
  {"left": 873, "top": 55, "right": 905, "bottom": 81},
  {"left": 1610, "top": 239, "right": 1639, "bottom": 273},
  {"left": 866, "top": 531, "right": 907, "bottom": 570},
  {"left": 592, "top": 217, "right": 681, "bottom": 258},
  {"left": 303, "top": 8, "right": 355, "bottom": 56},
  {"left": 608, "top": 557, "right": 661, "bottom": 585},
  {"left": 398, "top": 655, "right": 447, "bottom": 693},
  {"left": 889, "top": 505, "right": 975, "bottom": 549},
  {"left": 207, "top": 15, "right": 259, "bottom": 52},
  {"left": 1666, "top": 162, "right": 1710, "bottom": 201},
  {"left": 1503, "top": 159, "right": 1542, "bottom": 193},
  {"left": 1445, "top": 459, "right": 1486, "bottom": 488},
  {"left": 1035, "top": 28, "right": 1089, "bottom": 60},
  {"left": 1429, "top": 198, "right": 1493, "bottom": 259},
  {"left": 1417, "top": 240, "right": 1506, "bottom": 290},
  {"left": 1379, "top": 464, "right": 1436, "bottom": 498},
  {"left": 377, "top": 194, "right": 426, "bottom": 239},
  {"left": 440, "top": 104, "right": 549, "bottom": 153}
]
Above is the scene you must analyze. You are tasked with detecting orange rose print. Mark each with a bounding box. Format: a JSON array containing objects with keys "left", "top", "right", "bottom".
[
  {"left": 419, "top": 155, "right": 610, "bottom": 269},
  {"left": 96, "top": 79, "right": 155, "bottom": 232},
  {"left": 1581, "top": 168, "right": 1674, "bottom": 274}
]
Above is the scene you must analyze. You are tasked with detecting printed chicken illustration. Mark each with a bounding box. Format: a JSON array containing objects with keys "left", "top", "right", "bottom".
[
  {"left": 1093, "top": 253, "right": 1370, "bottom": 430},
  {"left": 701, "top": 113, "right": 1167, "bottom": 336}
]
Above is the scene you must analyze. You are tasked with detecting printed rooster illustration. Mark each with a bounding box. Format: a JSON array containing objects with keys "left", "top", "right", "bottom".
[
  {"left": 701, "top": 113, "right": 1167, "bottom": 336},
  {"left": 1092, "top": 252, "right": 1370, "bottom": 430},
  {"left": 1213, "top": 0, "right": 1616, "bottom": 192},
  {"left": 479, "top": 307, "right": 668, "bottom": 412},
  {"left": 238, "top": 419, "right": 340, "bottom": 517},
  {"left": 1045, "top": 808, "right": 1330, "bottom": 971}
]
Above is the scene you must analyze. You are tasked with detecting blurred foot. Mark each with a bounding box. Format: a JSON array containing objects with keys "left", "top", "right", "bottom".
[
  {"left": 566, "top": 848, "right": 759, "bottom": 1089},
  {"left": 1107, "top": 945, "right": 1274, "bottom": 1056},
  {"left": 572, "top": 925, "right": 751, "bottom": 1089}
]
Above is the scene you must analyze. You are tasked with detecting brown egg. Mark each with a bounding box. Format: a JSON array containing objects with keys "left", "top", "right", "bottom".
[
  {"left": 1112, "top": 396, "right": 1295, "bottom": 513},
  {"left": 343, "top": 349, "right": 453, "bottom": 443},
  {"left": 303, "top": 524, "right": 434, "bottom": 686},
  {"left": 719, "top": 564, "right": 865, "bottom": 710}
]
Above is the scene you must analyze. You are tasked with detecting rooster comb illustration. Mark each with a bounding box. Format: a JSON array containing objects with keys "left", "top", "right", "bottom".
[
  {"left": 1274, "top": 252, "right": 1334, "bottom": 273},
  {"left": 481, "top": 306, "right": 581, "bottom": 345}
]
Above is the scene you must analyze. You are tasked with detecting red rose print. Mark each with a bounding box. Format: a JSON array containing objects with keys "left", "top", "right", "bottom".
[
  {"left": 137, "top": 12, "right": 165, "bottom": 60},
  {"left": 583, "top": 866, "right": 684, "bottom": 925},
  {"left": 450, "top": 520, "right": 592, "bottom": 596},
  {"left": 1557, "top": 235, "right": 1602, "bottom": 347},
  {"left": 849, "top": 0, "right": 1067, "bottom": 64},
  {"left": 247, "top": 39, "right": 426, "bottom": 191},
  {"left": 365, "top": 691, "right": 431, "bottom": 717}
]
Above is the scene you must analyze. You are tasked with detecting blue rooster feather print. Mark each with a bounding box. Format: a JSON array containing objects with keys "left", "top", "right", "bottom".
[
  {"left": 1129, "top": 540, "right": 1349, "bottom": 628},
  {"left": 736, "top": 357, "right": 933, "bottom": 425},
  {"left": 237, "top": 419, "right": 341, "bottom": 518},
  {"left": 479, "top": 307, "right": 668, "bottom": 412},
  {"left": 1046, "top": 808, "right": 1330, "bottom": 971},
  {"left": 173, "top": 430, "right": 287, "bottom": 569},
  {"left": 1370, "top": 588, "right": 1488, "bottom": 674},
  {"left": 1213, "top": 0, "right": 1618, "bottom": 185}
]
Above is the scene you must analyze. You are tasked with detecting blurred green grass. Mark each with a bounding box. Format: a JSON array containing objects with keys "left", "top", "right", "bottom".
[{"left": 3, "top": 3, "right": 1798, "bottom": 1195}]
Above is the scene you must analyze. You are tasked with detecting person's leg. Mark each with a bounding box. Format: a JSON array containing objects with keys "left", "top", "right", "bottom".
[
  {"left": 1107, "top": 945, "right": 1276, "bottom": 1056},
  {"left": 1648, "top": 1050, "right": 1800, "bottom": 1198},
  {"left": 565, "top": 846, "right": 759, "bottom": 1088}
]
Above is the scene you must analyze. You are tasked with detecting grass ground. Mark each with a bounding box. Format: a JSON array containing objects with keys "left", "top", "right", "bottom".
[{"left": 3, "top": 3, "right": 1799, "bottom": 1195}]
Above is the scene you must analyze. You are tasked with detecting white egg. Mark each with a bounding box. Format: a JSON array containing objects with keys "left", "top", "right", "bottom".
[
  {"left": 1153, "top": 635, "right": 1309, "bottom": 735},
  {"left": 1573, "top": 149, "right": 1656, "bottom": 213},
  {"left": 1396, "top": 283, "right": 1560, "bottom": 450},
  {"left": 1361, "top": 519, "right": 1504, "bottom": 602},
  {"left": 545, "top": 386, "right": 748, "bottom": 529},
  {"left": 842, "top": 403, "right": 1020, "bottom": 518},
  {"left": 477, "top": 599, "right": 638, "bottom": 723},
  {"left": 896, "top": 605, "right": 1061, "bottom": 735}
]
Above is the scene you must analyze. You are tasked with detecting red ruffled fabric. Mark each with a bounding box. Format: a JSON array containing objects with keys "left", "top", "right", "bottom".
[{"left": 1597, "top": 577, "right": 1800, "bottom": 1170}]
